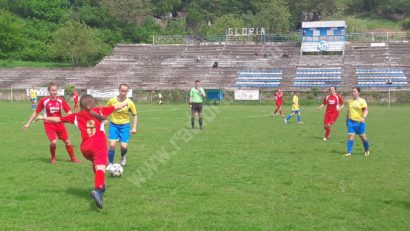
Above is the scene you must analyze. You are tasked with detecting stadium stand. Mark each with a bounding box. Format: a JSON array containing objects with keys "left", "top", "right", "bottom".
[
  {"left": 233, "top": 70, "right": 283, "bottom": 88},
  {"left": 0, "top": 40, "right": 409, "bottom": 91},
  {"left": 293, "top": 67, "right": 342, "bottom": 88},
  {"left": 356, "top": 68, "right": 408, "bottom": 88}
]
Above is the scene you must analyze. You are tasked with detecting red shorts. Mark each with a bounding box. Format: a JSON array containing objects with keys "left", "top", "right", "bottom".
[
  {"left": 80, "top": 132, "right": 108, "bottom": 166},
  {"left": 44, "top": 123, "right": 69, "bottom": 141},
  {"left": 324, "top": 111, "right": 339, "bottom": 126},
  {"left": 276, "top": 100, "right": 282, "bottom": 107}
]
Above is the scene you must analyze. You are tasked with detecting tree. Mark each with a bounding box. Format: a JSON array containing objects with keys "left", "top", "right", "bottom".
[
  {"left": 0, "top": 10, "right": 23, "bottom": 57},
  {"left": 50, "top": 21, "right": 104, "bottom": 66},
  {"left": 252, "top": 0, "right": 290, "bottom": 33},
  {"left": 206, "top": 14, "right": 246, "bottom": 35},
  {"left": 100, "top": 0, "right": 152, "bottom": 25}
]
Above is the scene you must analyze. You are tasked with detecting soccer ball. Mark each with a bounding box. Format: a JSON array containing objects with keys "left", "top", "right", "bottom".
[{"left": 109, "top": 164, "right": 124, "bottom": 177}]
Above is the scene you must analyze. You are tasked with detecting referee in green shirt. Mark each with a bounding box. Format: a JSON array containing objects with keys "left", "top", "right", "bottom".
[{"left": 189, "top": 80, "right": 206, "bottom": 129}]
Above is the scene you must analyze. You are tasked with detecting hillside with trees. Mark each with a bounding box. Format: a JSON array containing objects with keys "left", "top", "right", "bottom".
[{"left": 0, "top": 0, "right": 409, "bottom": 66}]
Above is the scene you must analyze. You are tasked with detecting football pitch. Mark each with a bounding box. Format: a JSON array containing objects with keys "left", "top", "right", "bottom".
[{"left": 1, "top": 102, "right": 410, "bottom": 230}]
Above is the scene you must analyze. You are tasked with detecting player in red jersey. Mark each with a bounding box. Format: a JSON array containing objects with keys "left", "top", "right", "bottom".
[
  {"left": 37, "top": 95, "right": 128, "bottom": 209},
  {"left": 317, "top": 86, "right": 344, "bottom": 141},
  {"left": 273, "top": 88, "right": 284, "bottom": 117},
  {"left": 23, "top": 83, "right": 80, "bottom": 163},
  {"left": 73, "top": 89, "right": 79, "bottom": 110}
]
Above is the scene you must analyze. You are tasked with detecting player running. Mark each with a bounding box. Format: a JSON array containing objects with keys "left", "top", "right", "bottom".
[
  {"left": 284, "top": 91, "right": 302, "bottom": 124},
  {"left": 273, "top": 88, "right": 284, "bottom": 117},
  {"left": 189, "top": 80, "right": 206, "bottom": 129},
  {"left": 23, "top": 83, "right": 80, "bottom": 164},
  {"left": 317, "top": 86, "right": 344, "bottom": 141},
  {"left": 37, "top": 95, "right": 128, "bottom": 208},
  {"left": 73, "top": 89, "right": 79, "bottom": 110},
  {"left": 29, "top": 86, "right": 38, "bottom": 110},
  {"left": 344, "top": 87, "right": 370, "bottom": 157},
  {"left": 106, "top": 84, "right": 138, "bottom": 169}
]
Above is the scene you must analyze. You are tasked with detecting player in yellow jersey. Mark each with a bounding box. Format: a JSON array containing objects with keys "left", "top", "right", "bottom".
[
  {"left": 106, "top": 84, "right": 138, "bottom": 169},
  {"left": 29, "top": 86, "right": 38, "bottom": 110},
  {"left": 284, "top": 91, "right": 302, "bottom": 124},
  {"left": 344, "top": 87, "right": 369, "bottom": 157}
]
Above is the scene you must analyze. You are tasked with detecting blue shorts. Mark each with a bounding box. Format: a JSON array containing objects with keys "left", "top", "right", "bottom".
[
  {"left": 292, "top": 110, "right": 300, "bottom": 113},
  {"left": 347, "top": 119, "right": 366, "bottom": 135},
  {"left": 109, "top": 122, "right": 130, "bottom": 143}
]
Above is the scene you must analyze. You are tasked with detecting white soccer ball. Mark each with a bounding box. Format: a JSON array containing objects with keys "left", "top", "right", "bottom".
[{"left": 109, "top": 164, "right": 124, "bottom": 177}]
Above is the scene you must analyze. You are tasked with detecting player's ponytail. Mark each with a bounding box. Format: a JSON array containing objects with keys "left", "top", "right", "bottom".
[{"left": 80, "top": 95, "right": 107, "bottom": 121}]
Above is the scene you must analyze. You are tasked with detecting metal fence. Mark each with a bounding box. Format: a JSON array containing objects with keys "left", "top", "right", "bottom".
[
  {"left": 3, "top": 88, "right": 410, "bottom": 106},
  {"left": 153, "top": 32, "right": 410, "bottom": 45}
]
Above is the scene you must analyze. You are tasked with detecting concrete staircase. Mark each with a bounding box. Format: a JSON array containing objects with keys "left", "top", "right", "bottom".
[{"left": 0, "top": 41, "right": 408, "bottom": 90}]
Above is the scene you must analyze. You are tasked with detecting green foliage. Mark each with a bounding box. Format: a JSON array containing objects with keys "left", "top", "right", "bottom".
[
  {"left": 347, "top": 0, "right": 410, "bottom": 19},
  {"left": 0, "top": 10, "right": 23, "bottom": 58},
  {"left": 49, "top": 21, "right": 105, "bottom": 66},
  {"left": 253, "top": 0, "right": 291, "bottom": 33},
  {"left": 402, "top": 17, "right": 410, "bottom": 30},
  {"left": 8, "top": 0, "right": 71, "bottom": 22},
  {"left": 101, "top": 0, "right": 152, "bottom": 25},
  {"left": 0, "top": 0, "right": 409, "bottom": 66},
  {"left": 205, "top": 14, "right": 246, "bottom": 35}
]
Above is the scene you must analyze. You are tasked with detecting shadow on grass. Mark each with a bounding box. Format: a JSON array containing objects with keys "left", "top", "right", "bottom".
[
  {"left": 66, "top": 187, "right": 105, "bottom": 212},
  {"left": 384, "top": 200, "right": 410, "bottom": 210},
  {"left": 66, "top": 187, "right": 90, "bottom": 201}
]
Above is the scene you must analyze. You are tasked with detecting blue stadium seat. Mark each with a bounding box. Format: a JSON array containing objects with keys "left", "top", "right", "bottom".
[
  {"left": 355, "top": 68, "right": 408, "bottom": 88},
  {"left": 234, "top": 70, "right": 283, "bottom": 88}
]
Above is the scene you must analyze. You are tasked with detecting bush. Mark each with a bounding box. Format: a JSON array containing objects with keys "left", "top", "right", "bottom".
[{"left": 402, "top": 18, "right": 410, "bottom": 30}]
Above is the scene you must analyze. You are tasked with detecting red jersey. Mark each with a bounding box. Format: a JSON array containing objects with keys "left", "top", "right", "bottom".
[
  {"left": 73, "top": 92, "right": 79, "bottom": 102},
  {"left": 36, "top": 96, "right": 71, "bottom": 122},
  {"left": 60, "top": 106, "right": 115, "bottom": 143},
  {"left": 275, "top": 92, "right": 283, "bottom": 103},
  {"left": 323, "top": 94, "right": 344, "bottom": 113}
]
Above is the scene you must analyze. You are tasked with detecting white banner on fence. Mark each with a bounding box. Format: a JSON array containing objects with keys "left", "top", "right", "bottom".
[
  {"left": 234, "top": 90, "right": 260, "bottom": 101},
  {"left": 26, "top": 88, "right": 64, "bottom": 97},
  {"left": 370, "top": 42, "right": 386, "bottom": 47},
  {"left": 87, "top": 89, "right": 132, "bottom": 98}
]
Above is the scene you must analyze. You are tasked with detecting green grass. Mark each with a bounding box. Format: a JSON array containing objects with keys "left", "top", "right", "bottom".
[
  {"left": 1, "top": 102, "right": 410, "bottom": 230},
  {"left": 0, "top": 60, "right": 73, "bottom": 68}
]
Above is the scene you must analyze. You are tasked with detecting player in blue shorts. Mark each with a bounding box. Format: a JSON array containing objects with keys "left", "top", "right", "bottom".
[
  {"left": 106, "top": 84, "right": 138, "bottom": 169},
  {"left": 344, "top": 87, "right": 370, "bottom": 157},
  {"left": 284, "top": 91, "right": 303, "bottom": 124}
]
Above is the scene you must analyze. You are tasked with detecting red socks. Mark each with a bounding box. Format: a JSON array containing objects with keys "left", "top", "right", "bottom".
[
  {"left": 325, "top": 127, "right": 331, "bottom": 139},
  {"left": 94, "top": 170, "right": 105, "bottom": 190},
  {"left": 66, "top": 144, "right": 80, "bottom": 162},
  {"left": 50, "top": 145, "right": 56, "bottom": 163}
]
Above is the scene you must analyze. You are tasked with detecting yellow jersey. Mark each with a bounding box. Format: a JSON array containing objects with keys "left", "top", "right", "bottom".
[
  {"left": 30, "top": 89, "right": 37, "bottom": 99},
  {"left": 106, "top": 97, "right": 137, "bottom": 124},
  {"left": 292, "top": 95, "right": 299, "bottom": 111},
  {"left": 348, "top": 98, "right": 367, "bottom": 122}
]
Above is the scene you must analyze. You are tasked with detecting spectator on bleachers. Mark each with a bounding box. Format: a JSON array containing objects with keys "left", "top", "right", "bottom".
[
  {"left": 282, "top": 52, "right": 289, "bottom": 58},
  {"left": 196, "top": 56, "right": 201, "bottom": 63},
  {"left": 386, "top": 78, "right": 393, "bottom": 85},
  {"left": 212, "top": 61, "right": 218, "bottom": 69}
]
